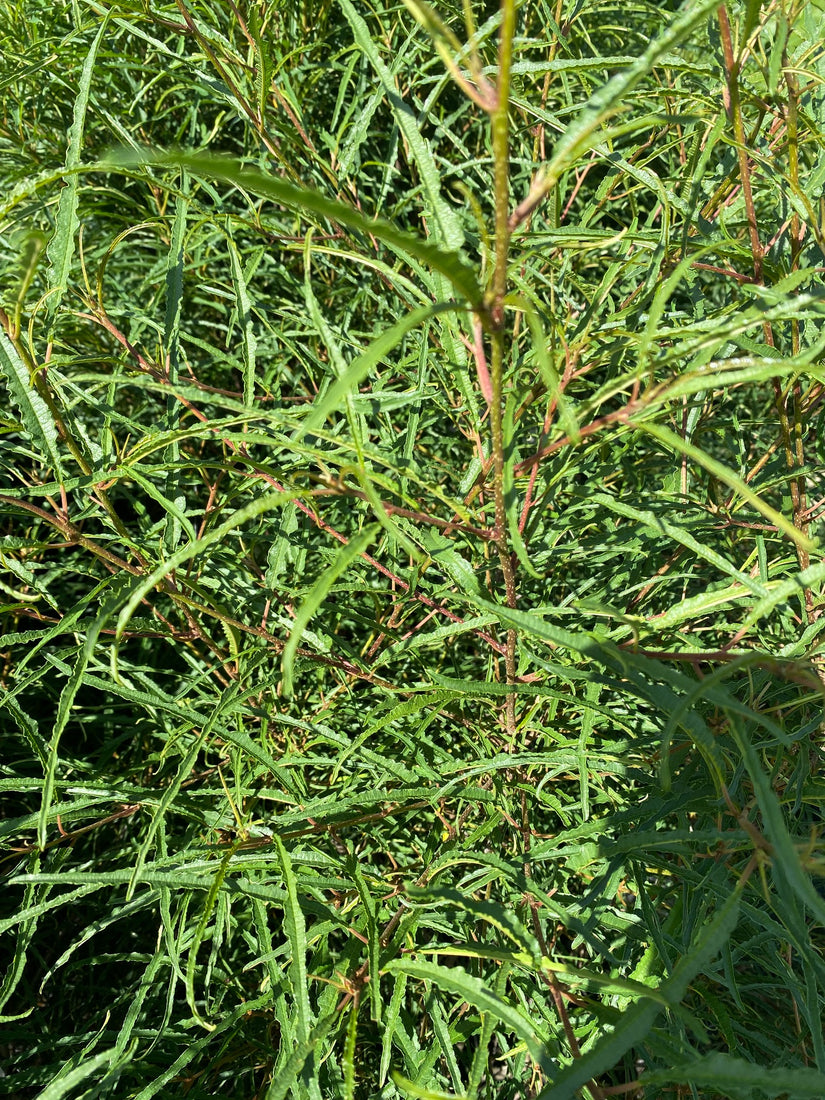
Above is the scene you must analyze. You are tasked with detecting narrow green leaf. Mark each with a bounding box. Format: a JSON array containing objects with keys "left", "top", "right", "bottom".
[
  {"left": 133, "top": 992, "right": 271, "bottom": 1100},
  {"left": 589, "top": 493, "right": 769, "bottom": 596},
  {"left": 383, "top": 958, "right": 544, "bottom": 1065},
  {"left": 38, "top": 577, "right": 121, "bottom": 849},
  {"left": 732, "top": 560, "right": 825, "bottom": 638},
  {"left": 407, "top": 884, "right": 541, "bottom": 962},
  {"left": 0, "top": 883, "right": 106, "bottom": 936},
  {"left": 422, "top": 532, "right": 484, "bottom": 599},
  {"left": 264, "top": 1017, "right": 337, "bottom": 1100},
  {"left": 539, "top": 886, "right": 742, "bottom": 1099},
  {"left": 728, "top": 713, "right": 825, "bottom": 929},
  {"left": 339, "top": 0, "right": 464, "bottom": 252},
  {"left": 186, "top": 845, "right": 235, "bottom": 1031},
  {"left": 641, "top": 1051, "right": 825, "bottom": 1098},
  {"left": 45, "top": 19, "right": 108, "bottom": 320},
  {"left": 391, "top": 1070, "right": 463, "bottom": 1100},
  {"left": 517, "top": 296, "right": 578, "bottom": 443},
  {"left": 297, "top": 302, "right": 453, "bottom": 441},
  {"left": 343, "top": 998, "right": 359, "bottom": 1100},
  {"left": 0, "top": 330, "right": 62, "bottom": 474},
  {"left": 427, "top": 988, "right": 464, "bottom": 1095},
  {"left": 162, "top": 173, "right": 189, "bottom": 553},
  {"left": 227, "top": 230, "right": 257, "bottom": 407},
  {"left": 116, "top": 489, "right": 296, "bottom": 642},
  {"left": 349, "top": 855, "right": 382, "bottom": 1023},
  {"left": 0, "top": 851, "right": 41, "bottom": 1020},
  {"left": 274, "top": 837, "right": 312, "bottom": 1044},
  {"left": 118, "top": 465, "right": 197, "bottom": 544},
  {"left": 281, "top": 524, "right": 378, "bottom": 696},
  {"left": 106, "top": 150, "right": 485, "bottom": 308},
  {"left": 632, "top": 420, "right": 816, "bottom": 553},
  {"left": 37, "top": 1046, "right": 125, "bottom": 1100},
  {"left": 114, "top": 947, "right": 166, "bottom": 1058},
  {"left": 127, "top": 683, "right": 239, "bottom": 898},
  {"left": 302, "top": 230, "right": 364, "bottom": 462},
  {"left": 381, "top": 971, "right": 408, "bottom": 1086},
  {"left": 468, "top": 961, "right": 510, "bottom": 1098},
  {"left": 538, "top": 0, "right": 721, "bottom": 188}
]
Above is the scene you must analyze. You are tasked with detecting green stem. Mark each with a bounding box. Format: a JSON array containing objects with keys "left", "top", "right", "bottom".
[
  {"left": 718, "top": 3, "right": 810, "bottom": 595},
  {"left": 491, "top": 0, "right": 516, "bottom": 312},
  {"left": 782, "top": 16, "right": 812, "bottom": 618},
  {"left": 489, "top": 0, "right": 518, "bottom": 739}
]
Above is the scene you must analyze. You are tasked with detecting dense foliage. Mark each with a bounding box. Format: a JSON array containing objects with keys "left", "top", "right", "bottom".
[{"left": 2, "top": 0, "right": 825, "bottom": 1097}]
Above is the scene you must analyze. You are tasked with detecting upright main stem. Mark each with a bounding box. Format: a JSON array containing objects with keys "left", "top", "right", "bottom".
[
  {"left": 718, "top": 3, "right": 811, "bottom": 610},
  {"left": 489, "top": 0, "right": 518, "bottom": 739},
  {"left": 486, "top": 12, "right": 606, "bottom": 1093}
]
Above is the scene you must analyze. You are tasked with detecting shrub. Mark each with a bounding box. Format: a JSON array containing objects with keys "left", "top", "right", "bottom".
[{"left": 2, "top": 1, "right": 825, "bottom": 1097}]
